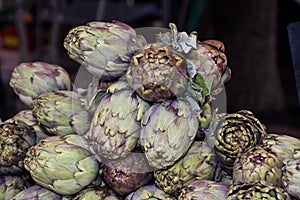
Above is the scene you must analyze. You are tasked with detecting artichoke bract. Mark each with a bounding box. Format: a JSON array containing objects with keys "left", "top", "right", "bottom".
[
  {"left": 9, "top": 62, "right": 72, "bottom": 107},
  {"left": 73, "top": 186, "right": 119, "bottom": 200},
  {"left": 64, "top": 21, "right": 146, "bottom": 80},
  {"left": 282, "top": 157, "right": 300, "bottom": 199},
  {"left": 32, "top": 90, "right": 91, "bottom": 136},
  {"left": 178, "top": 180, "right": 230, "bottom": 200},
  {"left": 262, "top": 133, "right": 300, "bottom": 164},
  {"left": 88, "top": 81, "right": 150, "bottom": 160},
  {"left": 232, "top": 146, "right": 283, "bottom": 187},
  {"left": 126, "top": 43, "right": 189, "bottom": 103},
  {"left": 140, "top": 98, "right": 199, "bottom": 169},
  {"left": 23, "top": 134, "right": 99, "bottom": 195},
  {"left": 226, "top": 181, "right": 291, "bottom": 200},
  {"left": 0, "top": 120, "right": 36, "bottom": 175},
  {"left": 0, "top": 175, "right": 29, "bottom": 200},
  {"left": 12, "top": 185, "right": 62, "bottom": 200},
  {"left": 213, "top": 110, "right": 266, "bottom": 172},
  {"left": 125, "top": 184, "right": 175, "bottom": 200},
  {"left": 154, "top": 141, "right": 219, "bottom": 196}
]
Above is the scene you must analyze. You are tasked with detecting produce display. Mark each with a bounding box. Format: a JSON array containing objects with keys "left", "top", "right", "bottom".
[{"left": 0, "top": 20, "right": 299, "bottom": 199}]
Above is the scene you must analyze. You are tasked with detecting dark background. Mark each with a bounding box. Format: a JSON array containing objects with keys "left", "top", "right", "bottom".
[{"left": 0, "top": 0, "right": 299, "bottom": 137}]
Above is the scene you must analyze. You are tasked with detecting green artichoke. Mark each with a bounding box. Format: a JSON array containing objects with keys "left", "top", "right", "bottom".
[
  {"left": 140, "top": 98, "right": 199, "bottom": 169},
  {"left": 9, "top": 62, "right": 72, "bottom": 107},
  {"left": 102, "top": 153, "right": 153, "bottom": 196},
  {"left": 64, "top": 21, "right": 146, "bottom": 80},
  {"left": 32, "top": 90, "right": 91, "bottom": 136},
  {"left": 0, "top": 175, "right": 29, "bottom": 200},
  {"left": 226, "top": 181, "right": 291, "bottom": 200},
  {"left": 125, "top": 184, "right": 175, "bottom": 200},
  {"left": 88, "top": 81, "right": 150, "bottom": 160},
  {"left": 232, "top": 146, "right": 283, "bottom": 187},
  {"left": 12, "top": 185, "right": 62, "bottom": 200},
  {"left": 213, "top": 110, "right": 266, "bottom": 172},
  {"left": 73, "top": 186, "right": 119, "bottom": 200},
  {"left": 0, "top": 120, "right": 36, "bottom": 175},
  {"left": 282, "top": 157, "right": 300, "bottom": 199},
  {"left": 23, "top": 134, "right": 99, "bottom": 195},
  {"left": 126, "top": 43, "right": 189, "bottom": 103},
  {"left": 262, "top": 133, "right": 300, "bottom": 164},
  {"left": 154, "top": 141, "right": 219, "bottom": 196},
  {"left": 178, "top": 180, "right": 230, "bottom": 200}
]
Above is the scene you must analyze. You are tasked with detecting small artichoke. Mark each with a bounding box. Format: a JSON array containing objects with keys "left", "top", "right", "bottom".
[
  {"left": 282, "top": 157, "right": 300, "bottom": 199},
  {"left": 12, "top": 185, "right": 62, "bottom": 200},
  {"left": 126, "top": 43, "right": 189, "bottom": 102},
  {"left": 73, "top": 186, "right": 119, "bottom": 200},
  {"left": 9, "top": 62, "right": 72, "bottom": 107},
  {"left": 226, "top": 181, "right": 291, "bottom": 200},
  {"left": 0, "top": 120, "right": 36, "bottom": 175},
  {"left": 32, "top": 90, "right": 91, "bottom": 136},
  {"left": 88, "top": 81, "right": 150, "bottom": 160},
  {"left": 232, "top": 146, "right": 283, "bottom": 187},
  {"left": 262, "top": 133, "right": 300, "bottom": 164},
  {"left": 64, "top": 21, "right": 146, "bottom": 80},
  {"left": 24, "top": 134, "right": 99, "bottom": 195},
  {"left": 140, "top": 98, "right": 199, "bottom": 169},
  {"left": 0, "top": 175, "right": 29, "bottom": 200},
  {"left": 154, "top": 141, "right": 219, "bottom": 196},
  {"left": 125, "top": 184, "right": 175, "bottom": 200},
  {"left": 102, "top": 153, "right": 153, "bottom": 196},
  {"left": 213, "top": 110, "right": 266, "bottom": 172},
  {"left": 178, "top": 180, "right": 230, "bottom": 200}
]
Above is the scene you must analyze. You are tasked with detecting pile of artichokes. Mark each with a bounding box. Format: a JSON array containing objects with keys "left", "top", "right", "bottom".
[{"left": 1, "top": 20, "right": 299, "bottom": 199}]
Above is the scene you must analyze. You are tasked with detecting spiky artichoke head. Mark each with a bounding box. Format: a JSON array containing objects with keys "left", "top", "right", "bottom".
[
  {"left": 125, "top": 184, "right": 175, "bottom": 200},
  {"left": 12, "top": 185, "right": 62, "bottom": 200},
  {"left": 73, "top": 186, "right": 119, "bottom": 200},
  {"left": 282, "top": 157, "right": 300, "bottom": 199},
  {"left": 0, "top": 175, "right": 30, "bottom": 200}
]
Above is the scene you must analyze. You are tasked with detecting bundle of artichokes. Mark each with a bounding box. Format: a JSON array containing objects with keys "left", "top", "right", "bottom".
[{"left": 0, "top": 20, "right": 298, "bottom": 199}]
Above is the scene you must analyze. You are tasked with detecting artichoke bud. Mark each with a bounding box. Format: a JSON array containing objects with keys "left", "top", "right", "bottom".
[
  {"left": 125, "top": 184, "right": 176, "bottom": 200},
  {"left": 0, "top": 175, "right": 30, "bottom": 200},
  {"left": 73, "top": 186, "right": 119, "bottom": 200},
  {"left": 282, "top": 157, "right": 300, "bottom": 199},
  {"left": 12, "top": 185, "right": 63, "bottom": 200}
]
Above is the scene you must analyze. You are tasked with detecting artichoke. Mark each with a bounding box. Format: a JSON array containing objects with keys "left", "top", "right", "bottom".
[
  {"left": 126, "top": 43, "right": 189, "bottom": 103},
  {"left": 0, "top": 175, "right": 29, "bottom": 200},
  {"left": 154, "top": 141, "right": 219, "bottom": 196},
  {"left": 32, "top": 90, "right": 91, "bottom": 136},
  {"left": 88, "top": 81, "right": 150, "bottom": 160},
  {"left": 213, "top": 110, "right": 266, "bottom": 172},
  {"left": 282, "top": 157, "right": 300, "bottom": 199},
  {"left": 9, "top": 62, "right": 72, "bottom": 107},
  {"left": 73, "top": 186, "right": 119, "bottom": 200},
  {"left": 0, "top": 120, "right": 36, "bottom": 175},
  {"left": 102, "top": 153, "right": 153, "bottom": 196},
  {"left": 226, "top": 181, "right": 291, "bottom": 200},
  {"left": 140, "top": 98, "right": 199, "bottom": 169},
  {"left": 232, "top": 146, "right": 283, "bottom": 187},
  {"left": 12, "top": 185, "right": 62, "bottom": 200},
  {"left": 64, "top": 21, "right": 146, "bottom": 80},
  {"left": 125, "top": 184, "right": 175, "bottom": 200},
  {"left": 23, "top": 134, "right": 99, "bottom": 195},
  {"left": 262, "top": 133, "right": 300, "bottom": 164},
  {"left": 178, "top": 180, "right": 230, "bottom": 200}
]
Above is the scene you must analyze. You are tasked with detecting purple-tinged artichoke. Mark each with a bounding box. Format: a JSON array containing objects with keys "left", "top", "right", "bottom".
[
  {"left": 125, "top": 184, "right": 175, "bottom": 200},
  {"left": 154, "top": 141, "right": 219, "bottom": 196},
  {"left": 126, "top": 43, "right": 189, "bottom": 103},
  {"left": 9, "top": 62, "right": 72, "bottom": 107},
  {"left": 12, "top": 185, "right": 62, "bottom": 200},
  {"left": 32, "top": 90, "right": 91, "bottom": 136},
  {"left": 73, "top": 186, "right": 119, "bottom": 200},
  {"left": 226, "top": 181, "right": 291, "bottom": 200},
  {"left": 232, "top": 146, "right": 283, "bottom": 187},
  {"left": 64, "top": 21, "right": 146, "bottom": 80},
  {"left": 0, "top": 120, "right": 36, "bottom": 175},
  {"left": 282, "top": 157, "right": 300, "bottom": 199},
  {"left": 102, "top": 153, "right": 153, "bottom": 196},
  {"left": 213, "top": 110, "right": 266, "bottom": 172},
  {"left": 262, "top": 133, "right": 300, "bottom": 164},
  {"left": 88, "top": 81, "right": 150, "bottom": 160},
  {"left": 178, "top": 180, "right": 230, "bottom": 200},
  {"left": 140, "top": 98, "right": 199, "bottom": 169},
  {"left": 0, "top": 175, "right": 29, "bottom": 200},
  {"left": 23, "top": 134, "right": 99, "bottom": 195}
]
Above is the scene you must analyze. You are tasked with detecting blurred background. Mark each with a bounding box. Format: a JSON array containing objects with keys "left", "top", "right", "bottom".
[{"left": 0, "top": 0, "right": 299, "bottom": 137}]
